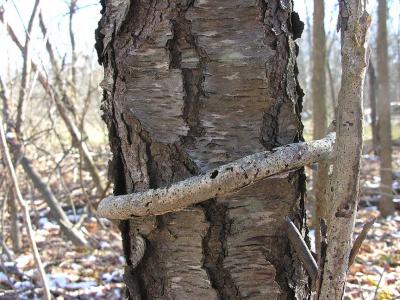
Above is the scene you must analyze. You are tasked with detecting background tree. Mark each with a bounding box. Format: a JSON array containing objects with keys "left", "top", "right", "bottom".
[
  {"left": 368, "top": 58, "right": 379, "bottom": 154},
  {"left": 377, "top": 0, "right": 394, "bottom": 216},
  {"left": 312, "top": 0, "right": 328, "bottom": 256}
]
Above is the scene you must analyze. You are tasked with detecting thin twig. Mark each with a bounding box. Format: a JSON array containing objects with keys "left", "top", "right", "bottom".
[
  {"left": 0, "top": 121, "right": 51, "bottom": 300},
  {"left": 348, "top": 217, "right": 376, "bottom": 268},
  {"left": 1, "top": 9, "right": 105, "bottom": 195},
  {"left": 373, "top": 270, "right": 384, "bottom": 300},
  {"left": 15, "top": 0, "right": 41, "bottom": 134}
]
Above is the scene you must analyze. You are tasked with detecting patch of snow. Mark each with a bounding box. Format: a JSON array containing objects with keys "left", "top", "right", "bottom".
[
  {"left": 102, "top": 270, "right": 123, "bottom": 283},
  {"left": 16, "top": 254, "right": 32, "bottom": 269},
  {"left": 5, "top": 131, "right": 14, "bottom": 139},
  {"left": 0, "top": 272, "right": 10, "bottom": 283},
  {"left": 373, "top": 222, "right": 381, "bottom": 228},
  {"left": 99, "top": 241, "right": 110, "bottom": 249},
  {"left": 70, "top": 263, "right": 82, "bottom": 270},
  {"left": 99, "top": 218, "right": 111, "bottom": 225},
  {"left": 363, "top": 180, "right": 380, "bottom": 189},
  {"left": 4, "top": 261, "right": 16, "bottom": 268},
  {"left": 65, "top": 281, "right": 97, "bottom": 290},
  {"left": 392, "top": 181, "right": 400, "bottom": 190},
  {"left": 15, "top": 280, "right": 33, "bottom": 290},
  {"left": 68, "top": 214, "right": 81, "bottom": 222},
  {"left": 362, "top": 154, "right": 379, "bottom": 161},
  {"left": 25, "top": 269, "right": 34, "bottom": 277},
  {"left": 48, "top": 273, "right": 69, "bottom": 289},
  {"left": 86, "top": 255, "right": 96, "bottom": 262},
  {"left": 118, "top": 256, "right": 126, "bottom": 264},
  {"left": 38, "top": 217, "right": 59, "bottom": 230},
  {"left": 308, "top": 229, "right": 316, "bottom": 252},
  {"left": 363, "top": 206, "right": 378, "bottom": 211},
  {"left": 38, "top": 208, "right": 50, "bottom": 217}
]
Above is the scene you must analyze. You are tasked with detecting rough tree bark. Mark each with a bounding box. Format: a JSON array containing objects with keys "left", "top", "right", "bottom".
[
  {"left": 377, "top": 0, "right": 394, "bottom": 216},
  {"left": 97, "top": 0, "right": 310, "bottom": 299},
  {"left": 312, "top": 0, "right": 328, "bottom": 259},
  {"left": 319, "top": 1, "right": 370, "bottom": 298}
]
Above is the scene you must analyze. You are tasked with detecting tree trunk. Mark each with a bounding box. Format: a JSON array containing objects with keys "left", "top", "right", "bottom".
[
  {"left": 303, "top": 0, "right": 313, "bottom": 114},
  {"left": 377, "top": 0, "right": 394, "bottom": 216},
  {"left": 312, "top": 0, "right": 327, "bottom": 140},
  {"left": 312, "top": 0, "right": 328, "bottom": 258},
  {"left": 368, "top": 58, "right": 379, "bottom": 154},
  {"left": 97, "top": 1, "right": 310, "bottom": 299},
  {"left": 319, "top": 1, "right": 370, "bottom": 298},
  {"left": 7, "top": 186, "right": 22, "bottom": 252}
]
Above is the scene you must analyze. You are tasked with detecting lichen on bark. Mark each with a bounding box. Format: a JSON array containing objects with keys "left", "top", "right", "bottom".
[{"left": 96, "top": 0, "right": 311, "bottom": 299}]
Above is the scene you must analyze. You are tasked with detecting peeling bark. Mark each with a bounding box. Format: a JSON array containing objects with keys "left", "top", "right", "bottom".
[{"left": 97, "top": 0, "right": 310, "bottom": 298}]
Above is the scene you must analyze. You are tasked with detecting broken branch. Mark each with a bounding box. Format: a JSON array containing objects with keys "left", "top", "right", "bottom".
[
  {"left": 348, "top": 217, "right": 376, "bottom": 268},
  {"left": 98, "top": 133, "right": 335, "bottom": 219},
  {"left": 285, "top": 217, "right": 318, "bottom": 285}
]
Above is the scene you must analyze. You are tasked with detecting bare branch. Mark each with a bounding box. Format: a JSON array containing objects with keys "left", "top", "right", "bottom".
[
  {"left": 98, "top": 133, "right": 335, "bottom": 219},
  {"left": 15, "top": 0, "right": 41, "bottom": 134},
  {"left": 285, "top": 217, "right": 318, "bottom": 285},
  {"left": 69, "top": 0, "right": 78, "bottom": 101},
  {"left": 1, "top": 13, "right": 105, "bottom": 196},
  {"left": 1, "top": 76, "right": 89, "bottom": 248},
  {"left": 348, "top": 217, "right": 376, "bottom": 268},
  {"left": 0, "top": 122, "right": 51, "bottom": 300}
]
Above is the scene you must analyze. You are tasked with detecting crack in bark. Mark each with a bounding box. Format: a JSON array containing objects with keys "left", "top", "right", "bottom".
[
  {"left": 98, "top": 0, "right": 310, "bottom": 298},
  {"left": 260, "top": 0, "right": 304, "bottom": 151},
  {"left": 167, "top": 9, "right": 206, "bottom": 144},
  {"left": 97, "top": 2, "right": 155, "bottom": 297},
  {"left": 259, "top": 1, "right": 309, "bottom": 298},
  {"left": 202, "top": 200, "right": 241, "bottom": 300},
  {"left": 166, "top": 7, "right": 243, "bottom": 297}
]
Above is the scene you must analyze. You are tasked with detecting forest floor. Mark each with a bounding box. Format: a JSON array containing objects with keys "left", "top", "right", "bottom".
[
  {"left": 0, "top": 143, "right": 399, "bottom": 300},
  {"left": 342, "top": 143, "right": 400, "bottom": 300}
]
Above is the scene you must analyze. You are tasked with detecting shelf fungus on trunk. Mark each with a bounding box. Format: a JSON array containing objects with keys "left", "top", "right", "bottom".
[{"left": 97, "top": 133, "right": 335, "bottom": 220}]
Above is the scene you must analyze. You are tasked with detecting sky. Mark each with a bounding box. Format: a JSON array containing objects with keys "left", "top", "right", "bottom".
[
  {"left": 0, "top": 0, "right": 399, "bottom": 81},
  {"left": 0, "top": 0, "right": 101, "bottom": 79}
]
